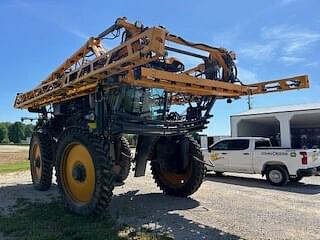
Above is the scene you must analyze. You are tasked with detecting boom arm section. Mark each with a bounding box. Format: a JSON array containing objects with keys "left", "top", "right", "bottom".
[
  {"left": 122, "top": 68, "right": 308, "bottom": 99},
  {"left": 14, "top": 17, "right": 309, "bottom": 109}
]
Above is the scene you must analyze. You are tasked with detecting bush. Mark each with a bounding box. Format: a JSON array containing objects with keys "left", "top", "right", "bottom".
[
  {"left": 0, "top": 124, "right": 8, "bottom": 143},
  {"left": 8, "top": 122, "right": 25, "bottom": 144}
]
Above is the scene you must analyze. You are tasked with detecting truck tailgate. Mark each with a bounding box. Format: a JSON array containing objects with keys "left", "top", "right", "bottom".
[{"left": 306, "top": 149, "right": 320, "bottom": 168}]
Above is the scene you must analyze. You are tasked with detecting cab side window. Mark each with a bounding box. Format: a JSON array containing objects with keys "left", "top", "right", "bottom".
[
  {"left": 229, "top": 140, "right": 249, "bottom": 150},
  {"left": 211, "top": 140, "right": 230, "bottom": 150},
  {"left": 255, "top": 140, "right": 271, "bottom": 148},
  {"left": 210, "top": 139, "right": 249, "bottom": 151}
]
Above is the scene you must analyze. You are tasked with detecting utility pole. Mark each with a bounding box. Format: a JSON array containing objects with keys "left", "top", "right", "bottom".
[{"left": 247, "top": 95, "right": 253, "bottom": 110}]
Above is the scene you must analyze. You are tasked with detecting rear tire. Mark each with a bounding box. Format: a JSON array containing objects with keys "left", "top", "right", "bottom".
[
  {"left": 55, "top": 128, "right": 114, "bottom": 215},
  {"left": 113, "top": 136, "right": 132, "bottom": 182},
  {"left": 266, "top": 166, "right": 289, "bottom": 186},
  {"left": 29, "top": 132, "right": 53, "bottom": 191},
  {"left": 150, "top": 136, "right": 205, "bottom": 197}
]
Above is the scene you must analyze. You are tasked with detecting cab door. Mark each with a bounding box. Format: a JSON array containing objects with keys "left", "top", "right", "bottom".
[
  {"left": 209, "top": 140, "right": 232, "bottom": 171},
  {"left": 226, "top": 139, "right": 252, "bottom": 173}
]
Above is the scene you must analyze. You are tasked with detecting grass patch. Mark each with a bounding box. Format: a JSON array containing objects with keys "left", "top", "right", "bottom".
[
  {"left": 0, "top": 161, "right": 29, "bottom": 174},
  {"left": 0, "top": 200, "right": 174, "bottom": 240}
]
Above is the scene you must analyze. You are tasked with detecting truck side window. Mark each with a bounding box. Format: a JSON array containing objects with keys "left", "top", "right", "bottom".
[
  {"left": 211, "top": 140, "right": 229, "bottom": 150},
  {"left": 211, "top": 139, "right": 249, "bottom": 151},
  {"left": 228, "top": 140, "right": 249, "bottom": 150},
  {"left": 255, "top": 140, "right": 271, "bottom": 148}
]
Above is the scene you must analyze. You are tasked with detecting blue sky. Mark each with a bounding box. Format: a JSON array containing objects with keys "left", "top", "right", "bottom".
[{"left": 0, "top": 0, "right": 319, "bottom": 135}]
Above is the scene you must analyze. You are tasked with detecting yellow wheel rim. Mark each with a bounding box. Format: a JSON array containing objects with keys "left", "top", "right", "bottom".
[
  {"left": 31, "top": 143, "right": 41, "bottom": 180},
  {"left": 158, "top": 164, "right": 192, "bottom": 188},
  {"left": 61, "top": 143, "right": 95, "bottom": 204}
]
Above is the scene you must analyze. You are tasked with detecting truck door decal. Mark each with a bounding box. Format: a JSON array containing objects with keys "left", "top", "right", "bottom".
[
  {"left": 261, "top": 152, "right": 288, "bottom": 156},
  {"left": 210, "top": 152, "right": 223, "bottom": 161}
]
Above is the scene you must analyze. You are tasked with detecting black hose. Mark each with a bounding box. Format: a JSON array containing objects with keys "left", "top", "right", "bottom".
[
  {"left": 101, "top": 29, "right": 120, "bottom": 40},
  {"left": 171, "top": 35, "right": 222, "bottom": 52}
]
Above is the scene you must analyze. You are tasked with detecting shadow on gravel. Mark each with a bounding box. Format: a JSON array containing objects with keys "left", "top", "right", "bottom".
[
  {"left": 0, "top": 184, "right": 242, "bottom": 239},
  {"left": 205, "top": 174, "right": 320, "bottom": 195},
  {"left": 110, "top": 190, "right": 242, "bottom": 240},
  {"left": 0, "top": 183, "right": 58, "bottom": 214}
]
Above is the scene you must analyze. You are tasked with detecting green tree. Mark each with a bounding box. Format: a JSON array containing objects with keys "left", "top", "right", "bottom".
[
  {"left": 24, "top": 124, "right": 34, "bottom": 138},
  {"left": 8, "top": 122, "right": 25, "bottom": 143},
  {"left": 0, "top": 124, "right": 8, "bottom": 142}
]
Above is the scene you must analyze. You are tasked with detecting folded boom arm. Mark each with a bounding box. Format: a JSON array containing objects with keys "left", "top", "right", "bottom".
[{"left": 14, "top": 17, "right": 309, "bottom": 109}]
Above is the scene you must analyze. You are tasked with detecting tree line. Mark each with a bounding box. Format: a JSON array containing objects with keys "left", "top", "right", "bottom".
[
  {"left": 0, "top": 122, "right": 34, "bottom": 144},
  {"left": 0, "top": 122, "right": 199, "bottom": 145}
]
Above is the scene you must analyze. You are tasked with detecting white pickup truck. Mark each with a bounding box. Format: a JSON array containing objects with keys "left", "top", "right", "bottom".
[{"left": 203, "top": 137, "right": 320, "bottom": 186}]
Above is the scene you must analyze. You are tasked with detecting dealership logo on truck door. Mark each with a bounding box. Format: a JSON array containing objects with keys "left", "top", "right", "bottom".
[
  {"left": 210, "top": 152, "right": 223, "bottom": 161},
  {"left": 261, "top": 152, "right": 288, "bottom": 156}
]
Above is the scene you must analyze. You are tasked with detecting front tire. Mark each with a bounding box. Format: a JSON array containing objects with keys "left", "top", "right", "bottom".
[
  {"left": 55, "top": 128, "right": 114, "bottom": 215},
  {"left": 266, "top": 166, "right": 289, "bottom": 186},
  {"left": 150, "top": 136, "right": 205, "bottom": 197},
  {"left": 29, "top": 132, "right": 53, "bottom": 191}
]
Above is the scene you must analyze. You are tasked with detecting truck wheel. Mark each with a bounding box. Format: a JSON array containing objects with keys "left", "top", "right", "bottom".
[
  {"left": 150, "top": 136, "right": 205, "bottom": 197},
  {"left": 55, "top": 128, "right": 114, "bottom": 215},
  {"left": 29, "top": 132, "right": 53, "bottom": 191},
  {"left": 113, "top": 136, "right": 132, "bottom": 182},
  {"left": 266, "top": 166, "right": 289, "bottom": 186},
  {"left": 289, "top": 176, "right": 303, "bottom": 182}
]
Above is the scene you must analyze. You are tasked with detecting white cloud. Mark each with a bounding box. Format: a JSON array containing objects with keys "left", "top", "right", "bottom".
[
  {"left": 62, "top": 28, "right": 89, "bottom": 40},
  {"left": 262, "top": 25, "right": 320, "bottom": 55},
  {"left": 237, "top": 67, "right": 258, "bottom": 83},
  {"left": 279, "top": 56, "right": 305, "bottom": 65},
  {"left": 7, "top": 1, "right": 90, "bottom": 40},
  {"left": 239, "top": 25, "right": 320, "bottom": 65},
  {"left": 239, "top": 43, "right": 277, "bottom": 60},
  {"left": 305, "top": 61, "right": 319, "bottom": 68}
]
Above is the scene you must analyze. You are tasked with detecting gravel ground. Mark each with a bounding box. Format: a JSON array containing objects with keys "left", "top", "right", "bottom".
[{"left": 0, "top": 167, "right": 319, "bottom": 240}]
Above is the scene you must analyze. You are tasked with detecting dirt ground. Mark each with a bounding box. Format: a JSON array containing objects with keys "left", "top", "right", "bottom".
[
  {"left": 0, "top": 145, "right": 28, "bottom": 164},
  {"left": 0, "top": 146, "right": 319, "bottom": 240}
]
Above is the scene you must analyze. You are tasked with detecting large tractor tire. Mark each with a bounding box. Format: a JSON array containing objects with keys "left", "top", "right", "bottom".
[
  {"left": 29, "top": 132, "right": 53, "bottom": 191},
  {"left": 113, "top": 136, "right": 132, "bottom": 182},
  {"left": 55, "top": 128, "right": 114, "bottom": 215},
  {"left": 150, "top": 136, "right": 205, "bottom": 197}
]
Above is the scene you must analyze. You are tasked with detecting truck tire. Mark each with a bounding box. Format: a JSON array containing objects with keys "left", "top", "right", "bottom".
[
  {"left": 29, "top": 132, "right": 53, "bottom": 191},
  {"left": 289, "top": 176, "right": 303, "bottom": 182},
  {"left": 114, "top": 136, "right": 132, "bottom": 182},
  {"left": 55, "top": 128, "right": 114, "bottom": 215},
  {"left": 266, "top": 165, "right": 289, "bottom": 186},
  {"left": 150, "top": 136, "right": 205, "bottom": 197}
]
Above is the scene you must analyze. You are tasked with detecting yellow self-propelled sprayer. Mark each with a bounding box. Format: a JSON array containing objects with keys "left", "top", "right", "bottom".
[{"left": 14, "top": 17, "right": 309, "bottom": 215}]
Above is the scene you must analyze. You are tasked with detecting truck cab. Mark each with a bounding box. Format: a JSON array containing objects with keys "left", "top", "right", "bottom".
[
  {"left": 204, "top": 137, "right": 271, "bottom": 173},
  {"left": 203, "top": 137, "right": 320, "bottom": 185}
]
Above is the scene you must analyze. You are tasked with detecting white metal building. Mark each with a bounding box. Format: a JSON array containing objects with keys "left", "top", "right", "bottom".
[{"left": 231, "top": 103, "right": 320, "bottom": 148}]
